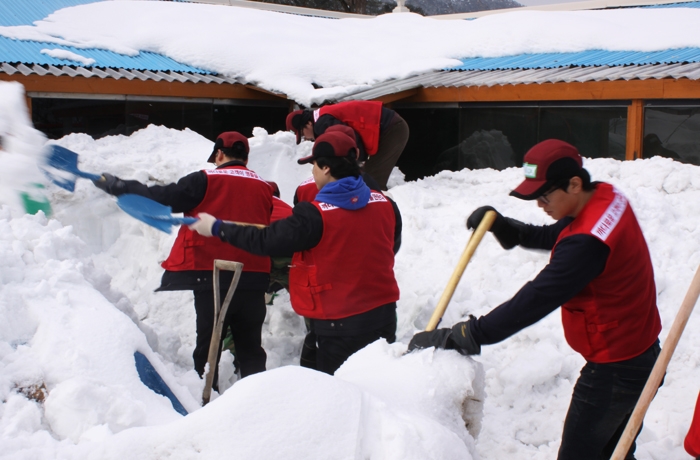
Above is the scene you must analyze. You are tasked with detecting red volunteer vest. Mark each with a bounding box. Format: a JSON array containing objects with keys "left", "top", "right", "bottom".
[
  {"left": 289, "top": 191, "right": 400, "bottom": 319},
  {"left": 162, "top": 166, "right": 272, "bottom": 273},
  {"left": 686, "top": 393, "right": 700, "bottom": 457},
  {"left": 271, "top": 196, "right": 293, "bottom": 222},
  {"left": 554, "top": 183, "right": 661, "bottom": 363},
  {"left": 316, "top": 101, "right": 383, "bottom": 156},
  {"left": 295, "top": 176, "right": 318, "bottom": 203}
]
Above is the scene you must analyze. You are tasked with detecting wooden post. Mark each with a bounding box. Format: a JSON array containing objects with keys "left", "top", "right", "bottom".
[{"left": 625, "top": 99, "right": 644, "bottom": 160}]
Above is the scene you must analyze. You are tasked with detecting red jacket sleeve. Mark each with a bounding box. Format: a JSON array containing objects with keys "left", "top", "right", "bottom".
[{"left": 685, "top": 392, "right": 700, "bottom": 457}]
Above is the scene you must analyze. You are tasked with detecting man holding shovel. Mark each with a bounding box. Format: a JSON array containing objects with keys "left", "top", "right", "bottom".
[
  {"left": 92, "top": 132, "right": 273, "bottom": 385},
  {"left": 409, "top": 139, "right": 662, "bottom": 460},
  {"left": 189, "top": 126, "right": 402, "bottom": 375}
]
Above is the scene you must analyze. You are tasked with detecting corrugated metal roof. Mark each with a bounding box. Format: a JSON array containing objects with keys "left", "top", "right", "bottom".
[
  {"left": 0, "top": 0, "right": 102, "bottom": 27},
  {"left": 0, "top": 36, "right": 209, "bottom": 72},
  {"left": 453, "top": 48, "right": 700, "bottom": 71},
  {"left": 0, "top": 61, "right": 244, "bottom": 85},
  {"left": 645, "top": 0, "right": 700, "bottom": 7},
  {"left": 337, "top": 62, "right": 700, "bottom": 101},
  {"left": 0, "top": 0, "right": 213, "bottom": 74}
]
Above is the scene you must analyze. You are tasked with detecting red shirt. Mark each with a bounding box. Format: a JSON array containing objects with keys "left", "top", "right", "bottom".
[
  {"left": 554, "top": 183, "right": 661, "bottom": 362},
  {"left": 162, "top": 166, "right": 273, "bottom": 273},
  {"left": 289, "top": 191, "right": 399, "bottom": 319}
]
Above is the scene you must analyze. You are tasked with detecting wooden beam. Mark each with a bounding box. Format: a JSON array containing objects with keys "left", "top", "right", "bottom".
[
  {"left": 626, "top": 100, "right": 644, "bottom": 160},
  {"left": 403, "top": 78, "right": 700, "bottom": 103},
  {"left": 375, "top": 88, "right": 420, "bottom": 105},
  {"left": 0, "top": 73, "right": 287, "bottom": 102}
]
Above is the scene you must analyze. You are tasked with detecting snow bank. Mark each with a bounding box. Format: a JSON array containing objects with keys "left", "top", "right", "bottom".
[{"left": 2, "top": 117, "right": 700, "bottom": 458}]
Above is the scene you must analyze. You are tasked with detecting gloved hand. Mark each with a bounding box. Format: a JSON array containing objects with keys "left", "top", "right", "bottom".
[
  {"left": 407, "top": 328, "right": 453, "bottom": 352},
  {"left": 188, "top": 213, "right": 219, "bottom": 237},
  {"left": 466, "top": 205, "right": 526, "bottom": 250},
  {"left": 408, "top": 316, "right": 481, "bottom": 355},
  {"left": 92, "top": 173, "right": 127, "bottom": 196}
]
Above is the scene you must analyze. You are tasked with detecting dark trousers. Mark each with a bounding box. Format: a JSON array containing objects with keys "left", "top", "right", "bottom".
[
  {"left": 558, "top": 341, "right": 661, "bottom": 460},
  {"left": 314, "top": 321, "right": 396, "bottom": 375},
  {"left": 363, "top": 115, "right": 409, "bottom": 190},
  {"left": 193, "top": 288, "right": 267, "bottom": 387}
]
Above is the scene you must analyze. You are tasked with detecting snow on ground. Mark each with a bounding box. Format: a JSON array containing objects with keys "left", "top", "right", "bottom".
[
  {"left": 1, "top": 1, "right": 700, "bottom": 105},
  {"left": 1, "top": 121, "right": 700, "bottom": 458}
]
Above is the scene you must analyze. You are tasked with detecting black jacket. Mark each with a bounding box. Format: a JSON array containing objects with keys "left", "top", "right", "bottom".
[
  {"left": 469, "top": 217, "right": 611, "bottom": 345},
  {"left": 114, "top": 160, "right": 269, "bottom": 291}
]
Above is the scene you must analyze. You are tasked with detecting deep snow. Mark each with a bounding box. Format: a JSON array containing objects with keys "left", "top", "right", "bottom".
[{"left": 2, "top": 79, "right": 700, "bottom": 458}]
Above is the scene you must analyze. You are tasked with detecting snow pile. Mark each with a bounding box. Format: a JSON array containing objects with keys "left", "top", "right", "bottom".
[
  {"left": 1, "top": 2, "right": 700, "bottom": 105},
  {"left": 2, "top": 108, "right": 700, "bottom": 458}
]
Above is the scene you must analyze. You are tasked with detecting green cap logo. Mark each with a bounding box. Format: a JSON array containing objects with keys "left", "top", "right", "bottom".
[{"left": 523, "top": 162, "right": 538, "bottom": 179}]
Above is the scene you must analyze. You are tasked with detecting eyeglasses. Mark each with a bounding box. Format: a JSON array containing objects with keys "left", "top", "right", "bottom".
[{"left": 537, "top": 186, "right": 559, "bottom": 205}]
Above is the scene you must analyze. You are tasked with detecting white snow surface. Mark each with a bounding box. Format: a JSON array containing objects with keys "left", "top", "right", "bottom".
[
  {"left": 1, "top": 0, "right": 700, "bottom": 105},
  {"left": 1, "top": 80, "right": 700, "bottom": 459}
]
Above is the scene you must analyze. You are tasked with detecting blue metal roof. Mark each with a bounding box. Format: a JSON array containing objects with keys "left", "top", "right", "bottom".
[
  {"left": 0, "top": 0, "right": 102, "bottom": 27},
  {"left": 645, "top": 1, "right": 700, "bottom": 7},
  {"left": 0, "top": 0, "right": 211, "bottom": 73},
  {"left": 0, "top": 36, "right": 209, "bottom": 72},
  {"left": 453, "top": 48, "right": 700, "bottom": 71}
]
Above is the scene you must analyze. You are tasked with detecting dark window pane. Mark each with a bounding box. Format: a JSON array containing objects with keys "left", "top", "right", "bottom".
[
  {"left": 32, "top": 98, "right": 126, "bottom": 140},
  {"left": 457, "top": 107, "right": 538, "bottom": 171},
  {"left": 539, "top": 107, "right": 627, "bottom": 160},
  {"left": 644, "top": 107, "right": 700, "bottom": 164},
  {"left": 212, "top": 105, "right": 287, "bottom": 140},
  {"left": 394, "top": 107, "right": 459, "bottom": 181}
]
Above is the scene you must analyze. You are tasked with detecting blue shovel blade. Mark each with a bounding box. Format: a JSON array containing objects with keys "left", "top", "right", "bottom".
[
  {"left": 42, "top": 145, "right": 102, "bottom": 191},
  {"left": 117, "top": 194, "right": 196, "bottom": 233},
  {"left": 134, "top": 352, "right": 187, "bottom": 416}
]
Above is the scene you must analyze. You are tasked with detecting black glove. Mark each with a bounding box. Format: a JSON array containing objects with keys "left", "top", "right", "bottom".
[
  {"left": 408, "top": 316, "right": 481, "bottom": 356},
  {"left": 466, "top": 205, "right": 526, "bottom": 250},
  {"left": 93, "top": 173, "right": 127, "bottom": 196},
  {"left": 408, "top": 328, "right": 452, "bottom": 352}
]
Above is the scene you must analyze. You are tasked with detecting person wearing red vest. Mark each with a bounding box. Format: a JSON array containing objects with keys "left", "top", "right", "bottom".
[
  {"left": 286, "top": 100, "right": 409, "bottom": 191},
  {"left": 92, "top": 132, "right": 273, "bottom": 386},
  {"left": 408, "top": 139, "right": 662, "bottom": 460},
  {"left": 686, "top": 392, "right": 700, "bottom": 458},
  {"left": 189, "top": 126, "right": 402, "bottom": 375}
]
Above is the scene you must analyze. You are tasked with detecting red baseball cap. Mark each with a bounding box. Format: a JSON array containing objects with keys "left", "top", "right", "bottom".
[
  {"left": 209, "top": 132, "right": 249, "bottom": 163},
  {"left": 297, "top": 126, "right": 358, "bottom": 165},
  {"left": 510, "top": 139, "right": 584, "bottom": 200}
]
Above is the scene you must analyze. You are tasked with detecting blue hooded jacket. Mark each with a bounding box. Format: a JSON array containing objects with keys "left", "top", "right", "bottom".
[{"left": 315, "top": 175, "right": 371, "bottom": 210}]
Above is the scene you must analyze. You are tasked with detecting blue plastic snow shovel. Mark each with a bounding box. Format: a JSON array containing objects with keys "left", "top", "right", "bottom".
[
  {"left": 116, "top": 194, "right": 196, "bottom": 234},
  {"left": 42, "top": 145, "right": 102, "bottom": 192},
  {"left": 133, "top": 351, "right": 188, "bottom": 416}
]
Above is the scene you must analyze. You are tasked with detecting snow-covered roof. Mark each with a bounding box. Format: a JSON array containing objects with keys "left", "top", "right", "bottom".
[{"left": 2, "top": 0, "right": 700, "bottom": 106}]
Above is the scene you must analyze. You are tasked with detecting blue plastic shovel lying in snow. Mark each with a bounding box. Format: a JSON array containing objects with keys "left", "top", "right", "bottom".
[
  {"left": 134, "top": 351, "right": 188, "bottom": 416},
  {"left": 42, "top": 145, "right": 102, "bottom": 192},
  {"left": 116, "top": 194, "right": 196, "bottom": 234}
]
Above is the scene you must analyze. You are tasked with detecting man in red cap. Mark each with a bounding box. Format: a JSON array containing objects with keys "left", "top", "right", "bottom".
[
  {"left": 189, "top": 126, "right": 402, "bottom": 375},
  {"left": 286, "top": 100, "right": 408, "bottom": 191},
  {"left": 408, "top": 139, "right": 662, "bottom": 460},
  {"left": 92, "top": 131, "right": 273, "bottom": 387}
]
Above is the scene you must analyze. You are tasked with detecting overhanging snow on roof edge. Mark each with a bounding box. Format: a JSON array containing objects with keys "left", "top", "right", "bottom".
[{"left": 336, "top": 62, "right": 700, "bottom": 102}]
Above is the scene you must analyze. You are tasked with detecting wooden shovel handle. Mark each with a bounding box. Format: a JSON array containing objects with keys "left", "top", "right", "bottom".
[
  {"left": 202, "top": 259, "right": 244, "bottom": 406},
  {"left": 425, "top": 210, "right": 496, "bottom": 332},
  {"left": 610, "top": 264, "right": 700, "bottom": 459}
]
